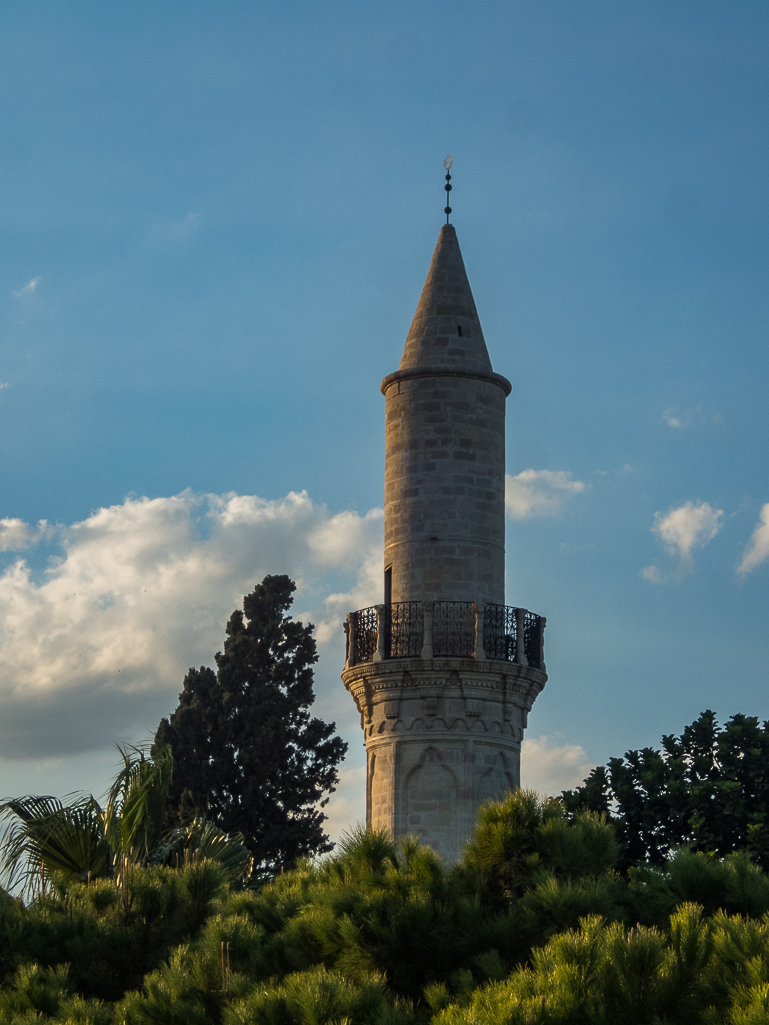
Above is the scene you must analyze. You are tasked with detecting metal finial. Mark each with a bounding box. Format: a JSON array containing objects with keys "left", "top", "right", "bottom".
[{"left": 443, "top": 155, "right": 453, "bottom": 224}]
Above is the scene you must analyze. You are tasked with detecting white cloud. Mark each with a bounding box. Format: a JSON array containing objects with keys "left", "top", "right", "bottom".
[
  {"left": 738, "top": 503, "right": 769, "bottom": 575},
  {"left": 640, "top": 564, "right": 663, "bottom": 584},
  {"left": 0, "top": 518, "right": 52, "bottom": 551},
  {"left": 12, "top": 277, "right": 40, "bottom": 298},
  {"left": 505, "top": 470, "right": 586, "bottom": 520},
  {"left": 0, "top": 490, "right": 383, "bottom": 761},
  {"left": 663, "top": 407, "right": 693, "bottom": 429},
  {"left": 651, "top": 500, "right": 723, "bottom": 571},
  {"left": 520, "top": 735, "right": 594, "bottom": 795},
  {"left": 0, "top": 382, "right": 9, "bottom": 392}
]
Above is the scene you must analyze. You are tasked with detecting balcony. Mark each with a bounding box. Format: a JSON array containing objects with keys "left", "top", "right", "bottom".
[{"left": 344, "top": 601, "right": 545, "bottom": 669}]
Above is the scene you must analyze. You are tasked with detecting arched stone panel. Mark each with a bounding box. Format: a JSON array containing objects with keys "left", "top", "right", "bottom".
[
  {"left": 403, "top": 746, "right": 459, "bottom": 857},
  {"left": 369, "top": 750, "right": 392, "bottom": 831},
  {"left": 476, "top": 750, "right": 516, "bottom": 807}
]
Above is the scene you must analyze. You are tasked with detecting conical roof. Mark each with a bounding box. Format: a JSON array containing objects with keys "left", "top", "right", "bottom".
[{"left": 398, "top": 223, "right": 493, "bottom": 375}]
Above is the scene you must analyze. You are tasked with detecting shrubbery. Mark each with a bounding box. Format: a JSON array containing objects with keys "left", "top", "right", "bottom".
[{"left": 4, "top": 791, "right": 769, "bottom": 1023}]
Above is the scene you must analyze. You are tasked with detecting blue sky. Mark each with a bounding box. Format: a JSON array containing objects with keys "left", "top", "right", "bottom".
[{"left": 1, "top": 1, "right": 768, "bottom": 832}]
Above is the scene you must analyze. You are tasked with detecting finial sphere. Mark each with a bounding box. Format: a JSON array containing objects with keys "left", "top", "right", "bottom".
[{"left": 443, "top": 155, "right": 453, "bottom": 171}]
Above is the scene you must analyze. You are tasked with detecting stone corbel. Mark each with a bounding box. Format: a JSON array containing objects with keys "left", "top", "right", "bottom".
[
  {"left": 465, "top": 699, "right": 483, "bottom": 718},
  {"left": 382, "top": 699, "right": 400, "bottom": 720}
]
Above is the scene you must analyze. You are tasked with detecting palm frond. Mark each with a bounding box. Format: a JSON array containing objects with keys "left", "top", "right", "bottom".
[
  {"left": 161, "top": 817, "right": 253, "bottom": 881},
  {"left": 0, "top": 794, "right": 110, "bottom": 895},
  {"left": 104, "top": 743, "right": 173, "bottom": 863}
]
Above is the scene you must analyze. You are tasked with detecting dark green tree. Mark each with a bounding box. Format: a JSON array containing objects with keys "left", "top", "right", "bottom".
[
  {"left": 155, "top": 575, "right": 348, "bottom": 878},
  {"left": 562, "top": 710, "right": 769, "bottom": 868}
]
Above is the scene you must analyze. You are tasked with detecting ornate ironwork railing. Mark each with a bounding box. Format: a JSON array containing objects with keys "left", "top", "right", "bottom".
[
  {"left": 350, "top": 605, "right": 378, "bottom": 665},
  {"left": 386, "top": 601, "right": 423, "bottom": 658},
  {"left": 433, "top": 601, "right": 475, "bottom": 657},
  {"left": 524, "top": 611, "right": 541, "bottom": 669},
  {"left": 345, "top": 602, "right": 545, "bottom": 669},
  {"left": 483, "top": 603, "right": 517, "bottom": 662}
]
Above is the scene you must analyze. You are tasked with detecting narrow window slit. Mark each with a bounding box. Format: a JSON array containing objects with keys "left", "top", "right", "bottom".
[{"left": 457, "top": 325, "right": 463, "bottom": 337}]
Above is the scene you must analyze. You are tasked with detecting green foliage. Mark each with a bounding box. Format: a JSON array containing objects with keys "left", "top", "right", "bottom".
[
  {"left": 563, "top": 710, "right": 769, "bottom": 868},
  {"left": 0, "top": 746, "right": 251, "bottom": 899},
  {"left": 629, "top": 849, "right": 769, "bottom": 926},
  {"left": 157, "top": 575, "right": 348, "bottom": 879},
  {"left": 0, "top": 962, "right": 112, "bottom": 1023},
  {"left": 462, "top": 790, "right": 620, "bottom": 891},
  {"left": 223, "top": 965, "right": 405, "bottom": 1025},
  {"left": 436, "top": 903, "right": 769, "bottom": 1025},
  {"left": 10, "top": 779, "right": 769, "bottom": 1022},
  {"left": 0, "top": 863, "right": 231, "bottom": 1021}
]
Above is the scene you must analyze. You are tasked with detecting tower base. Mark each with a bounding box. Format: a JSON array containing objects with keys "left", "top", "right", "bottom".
[{"left": 342, "top": 656, "right": 546, "bottom": 863}]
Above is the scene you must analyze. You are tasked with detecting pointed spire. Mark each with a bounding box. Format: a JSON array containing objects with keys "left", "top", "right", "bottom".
[{"left": 398, "top": 224, "right": 494, "bottom": 375}]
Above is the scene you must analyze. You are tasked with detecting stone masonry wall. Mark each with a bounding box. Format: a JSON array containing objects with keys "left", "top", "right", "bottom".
[{"left": 383, "top": 372, "right": 507, "bottom": 605}]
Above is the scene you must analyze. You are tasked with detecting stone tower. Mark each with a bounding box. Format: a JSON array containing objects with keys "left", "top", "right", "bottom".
[{"left": 342, "top": 223, "right": 547, "bottom": 862}]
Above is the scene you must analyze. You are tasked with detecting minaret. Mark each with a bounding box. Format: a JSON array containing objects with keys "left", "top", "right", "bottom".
[{"left": 342, "top": 217, "right": 547, "bottom": 863}]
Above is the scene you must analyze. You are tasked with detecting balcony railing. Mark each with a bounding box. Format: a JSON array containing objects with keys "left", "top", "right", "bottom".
[{"left": 344, "top": 601, "right": 545, "bottom": 670}]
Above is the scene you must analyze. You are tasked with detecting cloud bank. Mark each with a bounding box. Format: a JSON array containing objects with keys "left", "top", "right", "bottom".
[
  {"left": 0, "top": 490, "right": 382, "bottom": 761},
  {"left": 0, "top": 474, "right": 592, "bottom": 763},
  {"left": 505, "top": 470, "right": 586, "bottom": 520},
  {"left": 0, "top": 486, "right": 600, "bottom": 841}
]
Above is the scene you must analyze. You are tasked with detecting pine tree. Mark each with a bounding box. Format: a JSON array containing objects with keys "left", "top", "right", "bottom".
[{"left": 155, "top": 575, "right": 347, "bottom": 877}]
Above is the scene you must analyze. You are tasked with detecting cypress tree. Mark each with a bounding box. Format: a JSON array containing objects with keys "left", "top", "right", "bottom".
[{"left": 155, "top": 574, "right": 347, "bottom": 877}]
